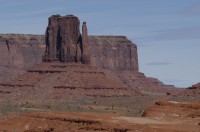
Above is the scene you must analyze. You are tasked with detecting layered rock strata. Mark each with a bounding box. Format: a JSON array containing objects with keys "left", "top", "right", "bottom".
[
  {"left": 0, "top": 34, "right": 178, "bottom": 95},
  {"left": 43, "top": 14, "right": 138, "bottom": 69},
  {"left": 0, "top": 62, "right": 139, "bottom": 99},
  {"left": 0, "top": 14, "right": 180, "bottom": 96},
  {"left": 90, "top": 36, "right": 138, "bottom": 70},
  {"left": 0, "top": 34, "right": 45, "bottom": 82},
  {"left": 178, "top": 83, "right": 200, "bottom": 96},
  {"left": 0, "top": 34, "right": 139, "bottom": 83},
  {"left": 0, "top": 34, "right": 178, "bottom": 94}
]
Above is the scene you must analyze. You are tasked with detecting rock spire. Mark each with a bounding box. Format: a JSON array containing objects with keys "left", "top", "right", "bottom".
[{"left": 81, "top": 22, "right": 90, "bottom": 64}]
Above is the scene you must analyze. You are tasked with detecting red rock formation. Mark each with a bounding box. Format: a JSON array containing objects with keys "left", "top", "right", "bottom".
[
  {"left": 0, "top": 34, "right": 181, "bottom": 95},
  {"left": 90, "top": 36, "right": 139, "bottom": 71},
  {"left": 0, "top": 34, "right": 140, "bottom": 83},
  {"left": 0, "top": 34, "right": 44, "bottom": 82},
  {"left": 58, "top": 15, "right": 81, "bottom": 62},
  {"left": 43, "top": 15, "right": 139, "bottom": 70},
  {"left": 81, "top": 22, "right": 90, "bottom": 64},
  {"left": 43, "top": 15, "right": 82, "bottom": 62},
  {"left": 0, "top": 62, "right": 140, "bottom": 99},
  {"left": 143, "top": 101, "right": 200, "bottom": 119},
  {"left": 44, "top": 15, "right": 60, "bottom": 61},
  {"left": 0, "top": 14, "right": 182, "bottom": 96},
  {"left": 178, "top": 82, "right": 200, "bottom": 96}
]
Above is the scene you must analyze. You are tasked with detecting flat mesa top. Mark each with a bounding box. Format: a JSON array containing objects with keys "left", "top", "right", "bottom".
[{"left": 51, "top": 14, "right": 78, "bottom": 18}]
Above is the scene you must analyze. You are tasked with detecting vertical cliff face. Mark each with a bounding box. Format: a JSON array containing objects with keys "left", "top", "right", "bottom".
[
  {"left": 43, "top": 14, "right": 138, "bottom": 70},
  {"left": 89, "top": 36, "right": 139, "bottom": 71},
  {"left": 0, "top": 34, "right": 139, "bottom": 83},
  {"left": 81, "top": 22, "right": 90, "bottom": 64},
  {"left": 58, "top": 15, "right": 81, "bottom": 62},
  {"left": 0, "top": 15, "right": 139, "bottom": 82},
  {"left": 43, "top": 15, "right": 87, "bottom": 63},
  {"left": 0, "top": 34, "right": 45, "bottom": 82},
  {"left": 44, "top": 15, "right": 60, "bottom": 61}
]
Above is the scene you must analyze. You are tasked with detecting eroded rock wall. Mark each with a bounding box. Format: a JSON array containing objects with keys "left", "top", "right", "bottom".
[
  {"left": 0, "top": 34, "right": 138, "bottom": 82},
  {"left": 43, "top": 15, "right": 139, "bottom": 70},
  {"left": 90, "top": 36, "right": 138, "bottom": 71},
  {"left": 43, "top": 15, "right": 83, "bottom": 63},
  {"left": 0, "top": 34, "right": 45, "bottom": 82}
]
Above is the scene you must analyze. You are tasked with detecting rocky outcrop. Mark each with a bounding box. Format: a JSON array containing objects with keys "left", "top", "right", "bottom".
[
  {"left": 178, "top": 82, "right": 200, "bottom": 96},
  {"left": 43, "top": 15, "right": 60, "bottom": 61},
  {"left": 0, "top": 14, "right": 183, "bottom": 97},
  {"left": 81, "top": 22, "right": 90, "bottom": 64},
  {"left": 0, "top": 13, "right": 139, "bottom": 78},
  {"left": 0, "top": 34, "right": 181, "bottom": 95},
  {"left": 43, "top": 15, "right": 138, "bottom": 70},
  {"left": 0, "top": 34, "right": 139, "bottom": 83},
  {"left": 0, "top": 62, "right": 140, "bottom": 99},
  {"left": 143, "top": 101, "right": 200, "bottom": 119},
  {"left": 43, "top": 15, "right": 90, "bottom": 63},
  {"left": 90, "top": 36, "right": 138, "bottom": 71},
  {"left": 0, "top": 34, "right": 45, "bottom": 82}
]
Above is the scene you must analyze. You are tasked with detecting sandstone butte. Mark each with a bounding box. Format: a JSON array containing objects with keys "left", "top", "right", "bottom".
[
  {"left": 1, "top": 14, "right": 200, "bottom": 132},
  {"left": 44, "top": 14, "right": 138, "bottom": 69},
  {"left": 0, "top": 14, "right": 183, "bottom": 99}
]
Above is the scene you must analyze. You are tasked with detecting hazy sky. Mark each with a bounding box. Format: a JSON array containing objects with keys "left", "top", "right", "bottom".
[{"left": 0, "top": 0, "right": 200, "bottom": 87}]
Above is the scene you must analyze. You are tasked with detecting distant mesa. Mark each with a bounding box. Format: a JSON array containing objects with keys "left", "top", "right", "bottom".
[
  {"left": 0, "top": 14, "right": 180, "bottom": 97},
  {"left": 178, "top": 82, "right": 200, "bottom": 96},
  {"left": 0, "top": 14, "right": 139, "bottom": 84}
]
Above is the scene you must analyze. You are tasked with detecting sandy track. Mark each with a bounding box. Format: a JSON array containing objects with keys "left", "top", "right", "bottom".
[{"left": 0, "top": 111, "right": 199, "bottom": 132}]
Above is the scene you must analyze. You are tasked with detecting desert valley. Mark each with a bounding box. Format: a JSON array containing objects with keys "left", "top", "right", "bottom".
[{"left": 0, "top": 14, "right": 199, "bottom": 132}]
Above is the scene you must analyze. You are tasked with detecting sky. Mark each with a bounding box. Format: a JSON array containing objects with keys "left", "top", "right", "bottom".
[{"left": 0, "top": 0, "right": 200, "bottom": 87}]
